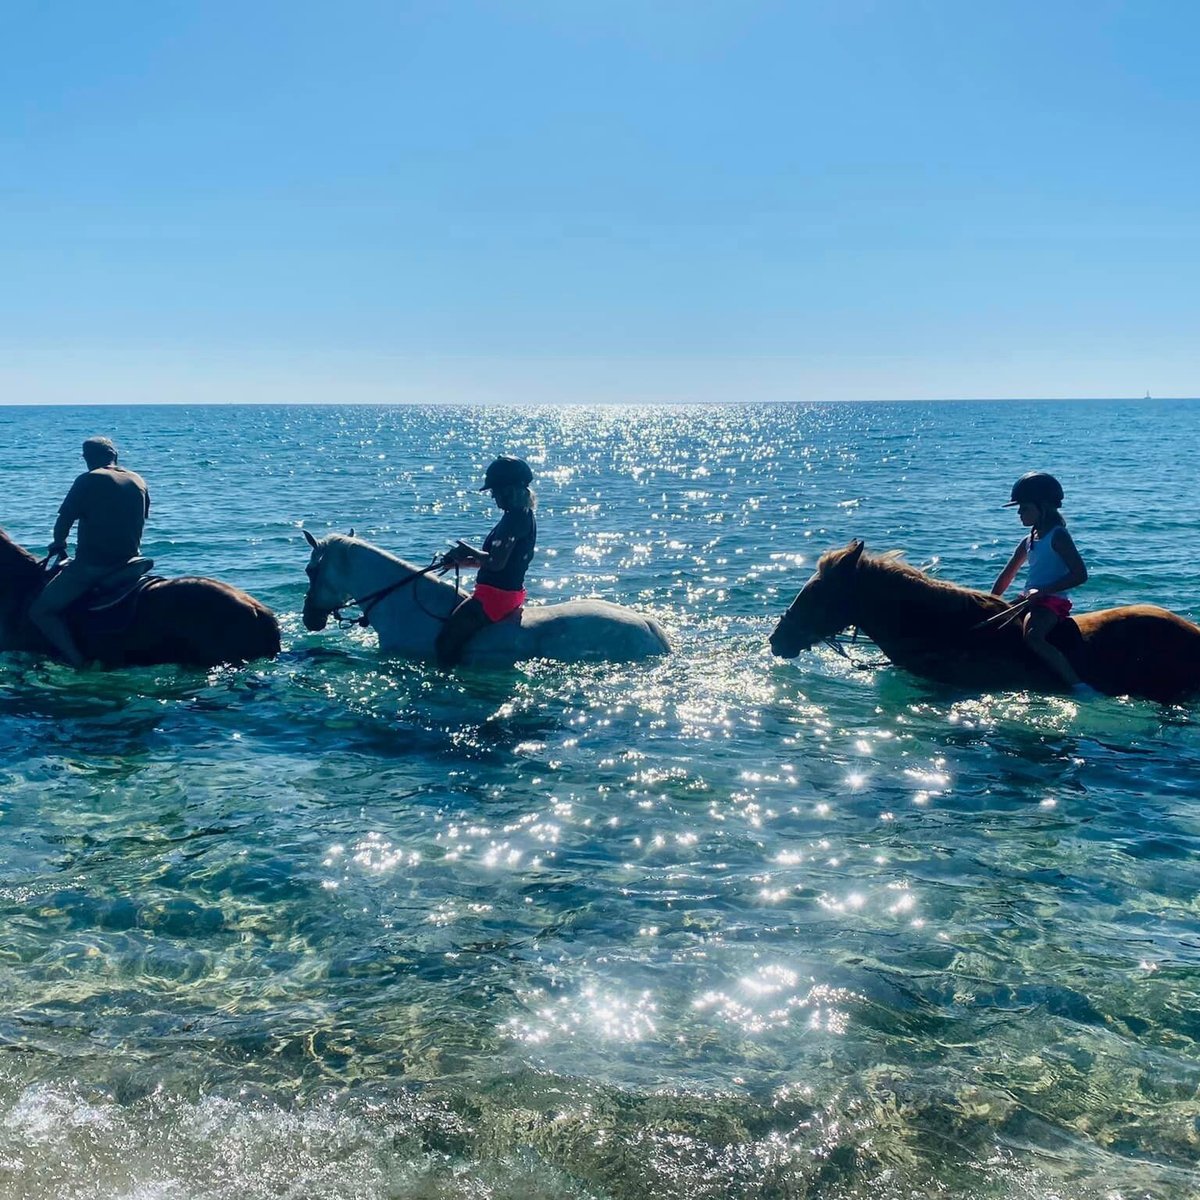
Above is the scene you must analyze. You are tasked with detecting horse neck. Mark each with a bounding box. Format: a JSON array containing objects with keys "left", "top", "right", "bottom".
[
  {"left": 0, "top": 537, "right": 44, "bottom": 649},
  {"left": 340, "top": 541, "right": 418, "bottom": 601},
  {"left": 0, "top": 536, "right": 41, "bottom": 586},
  {"left": 412, "top": 570, "right": 461, "bottom": 619},
  {"left": 341, "top": 542, "right": 460, "bottom": 652},
  {"left": 852, "top": 559, "right": 991, "bottom": 649}
]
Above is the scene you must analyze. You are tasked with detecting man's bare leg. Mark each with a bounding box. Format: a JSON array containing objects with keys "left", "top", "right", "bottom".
[
  {"left": 29, "top": 609, "right": 87, "bottom": 667},
  {"left": 29, "top": 566, "right": 95, "bottom": 668}
]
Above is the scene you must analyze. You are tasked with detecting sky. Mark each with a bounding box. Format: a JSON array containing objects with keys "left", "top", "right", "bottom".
[{"left": 1, "top": 0, "right": 1197, "bottom": 403}]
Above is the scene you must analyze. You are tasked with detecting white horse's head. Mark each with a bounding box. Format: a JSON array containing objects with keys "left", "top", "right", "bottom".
[
  {"left": 302, "top": 530, "right": 353, "bottom": 631},
  {"left": 301, "top": 530, "right": 456, "bottom": 653}
]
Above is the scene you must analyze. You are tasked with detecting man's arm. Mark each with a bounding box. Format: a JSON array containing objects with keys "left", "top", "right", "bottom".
[
  {"left": 48, "top": 478, "right": 84, "bottom": 555},
  {"left": 48, "top": 512, "right": 73, "bottom": 555}
]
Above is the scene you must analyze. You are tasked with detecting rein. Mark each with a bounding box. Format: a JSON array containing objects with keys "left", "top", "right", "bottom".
[
  {"left": 332, "top": 557, "right": 460, "bottom": 628},
  {"left": 824, "top": 627, "right": 891, "bottom": 670}
]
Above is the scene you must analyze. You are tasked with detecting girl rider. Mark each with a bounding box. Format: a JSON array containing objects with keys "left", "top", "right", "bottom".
[
  {"left": 435, "top": 455, "right": 537, "bottom": 667},
  {"left": 991, "top": 471, "right": 1097, "bottom": 697}
]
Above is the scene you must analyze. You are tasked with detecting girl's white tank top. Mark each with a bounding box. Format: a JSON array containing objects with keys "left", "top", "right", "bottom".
[{"left": 1026, "top": 525, "right": 1070, "bottom": 591}]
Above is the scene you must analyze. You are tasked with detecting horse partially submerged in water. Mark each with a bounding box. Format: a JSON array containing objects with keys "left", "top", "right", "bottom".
[
  {"left": 302, "top": 532, "right": 670, "bottom": 665},
  {"left": 0, "top": 529, "right": 280, "bottom": 668},
  {"left": 770, "top": 539, "right": 1200, "bottom": 703}
]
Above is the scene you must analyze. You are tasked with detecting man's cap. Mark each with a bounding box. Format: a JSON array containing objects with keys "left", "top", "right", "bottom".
[{"left": 82, "top": 436, "right": 118, "bottom": 461}]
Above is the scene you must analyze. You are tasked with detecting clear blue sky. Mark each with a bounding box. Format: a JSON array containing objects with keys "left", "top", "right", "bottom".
[{"left": 2, "top": 0, "right": 1196, "bottom": 403}]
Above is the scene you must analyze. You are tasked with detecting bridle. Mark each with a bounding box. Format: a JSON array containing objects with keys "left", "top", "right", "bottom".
[
  {"left": 822, "top": 627, "right": 890, "bottom": 670},
  {"left": 315, "top": 554, "right": 461, "bottom": 629},
  {"left": 778, "top": 591, "right": 888, "bottom": 671}
]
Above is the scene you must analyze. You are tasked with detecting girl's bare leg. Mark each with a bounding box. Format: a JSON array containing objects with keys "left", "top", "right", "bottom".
[{"left": 1023, "top": 607, "right": 1083, "bottom": 688}]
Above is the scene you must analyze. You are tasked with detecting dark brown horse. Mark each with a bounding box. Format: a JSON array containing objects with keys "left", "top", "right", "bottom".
[
  {"left": 769, "top": 539, "right": 1200, "bottom": 703},
  {"left": 0, "top": 529, "right": 280, "bottom": 669}
]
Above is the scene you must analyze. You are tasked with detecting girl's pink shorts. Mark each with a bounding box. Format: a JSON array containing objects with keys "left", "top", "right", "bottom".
[{"left": 1023, "top": 592, "right": 1072, "bottom": 619}]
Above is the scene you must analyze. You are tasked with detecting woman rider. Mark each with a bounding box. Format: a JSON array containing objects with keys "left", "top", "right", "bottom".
[{"left": 435, "top": 455, "right": 537, "bottom": 666}]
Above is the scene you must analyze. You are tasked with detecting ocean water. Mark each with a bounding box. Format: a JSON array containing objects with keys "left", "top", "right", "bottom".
[{"left": 1, "top": 400, "right": 1198, "bottom": 1200}]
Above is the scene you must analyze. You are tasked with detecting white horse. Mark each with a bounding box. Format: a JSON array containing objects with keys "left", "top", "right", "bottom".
[{"left": 301, "top": 532, "right": 670, "bottom": 665}]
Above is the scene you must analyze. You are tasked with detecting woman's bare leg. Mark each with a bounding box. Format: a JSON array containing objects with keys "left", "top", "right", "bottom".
[{"left": 435, "top": 597, "right": 492, "bottom": 667}]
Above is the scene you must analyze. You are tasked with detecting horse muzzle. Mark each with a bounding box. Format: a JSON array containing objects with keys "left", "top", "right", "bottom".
[
  {"left": 769, "top": 622, "right": 804, "bottom": 658},
  {"left": 302, "top": 602, "right": 330, "bottom": 632}
]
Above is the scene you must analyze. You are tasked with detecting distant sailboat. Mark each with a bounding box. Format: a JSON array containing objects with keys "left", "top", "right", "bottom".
[{"left": 1144, "top": 390, "right": 1152, "bottom": 400}]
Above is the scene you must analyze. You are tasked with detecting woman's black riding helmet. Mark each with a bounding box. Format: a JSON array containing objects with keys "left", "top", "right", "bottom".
[
  {"left": 1004, "top": 471, "right": 1064, "bottom": 508},
  {"left": 480, "top": 455, "right": 533, "bottom": 492}
]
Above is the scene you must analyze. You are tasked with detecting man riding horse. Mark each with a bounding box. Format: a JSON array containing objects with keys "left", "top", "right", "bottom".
[{"left": 29, "top": 436, "right": 151, "bottom": 668}]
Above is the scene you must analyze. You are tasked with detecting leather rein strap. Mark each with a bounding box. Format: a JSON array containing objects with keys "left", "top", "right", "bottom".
[{"left": 334, "top": 557, "right": 459, "bottom": 628}]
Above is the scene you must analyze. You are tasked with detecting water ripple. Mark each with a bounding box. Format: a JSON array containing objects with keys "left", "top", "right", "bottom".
[{"left": 1, "top": 401, "right": 1199, "bottom": 1197}]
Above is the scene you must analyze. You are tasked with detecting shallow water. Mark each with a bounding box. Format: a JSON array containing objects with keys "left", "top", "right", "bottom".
[{"left": 1, "top": 401, "right": 1198, "bottom": 1198}]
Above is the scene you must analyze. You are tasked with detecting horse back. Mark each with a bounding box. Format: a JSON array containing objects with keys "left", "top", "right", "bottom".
[
  {"left": 80, "top": 576, "right": 281, "bottom": 667},
  {"left": 1072, "top": 604, "right": 1200, "bottom": 701},
  {"left": 466, "top": 599, "right": 669, "bottom": 664}
]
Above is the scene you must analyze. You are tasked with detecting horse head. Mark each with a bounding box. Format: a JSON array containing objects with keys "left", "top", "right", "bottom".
[
  {"left": 302, "top": 530, "right": 351, "bottom": 631},
  {"left": 769, "top": 539, "right": 865, "bottom": 658},
  {"left": 0, "top": 530, "right": 57, "bottom": 651},
  {"left": 0, "top": 527, "right": 48, "bottom": 602}
]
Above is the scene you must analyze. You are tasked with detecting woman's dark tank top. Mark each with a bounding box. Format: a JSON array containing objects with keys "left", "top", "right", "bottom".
[{"left": 477, "top": 509, "right": 536, "bottom": 591}]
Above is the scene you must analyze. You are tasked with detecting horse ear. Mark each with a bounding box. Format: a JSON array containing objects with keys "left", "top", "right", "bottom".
[
  {"left": 303, "top": 529, "right": 318, "bottom": 549},
  {"left": 348, "top": 527, "right": 355, "bottom": 538},
  {"left": 844, "top": 539, "right": 865, "bottom": 568}
]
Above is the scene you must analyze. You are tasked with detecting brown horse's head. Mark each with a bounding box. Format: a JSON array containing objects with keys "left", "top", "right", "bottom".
[
  {"left": 302, "top": 530, "right": 349, "bottom": 632},
  {"left": 0, "top": 529, "right": 47, "bottom": 639},
  {"left": 769, "top": 539, "right": 865, "bottom": 658},
  {"left": 0, "top": 528, "right": 44, "bottom": 577}
]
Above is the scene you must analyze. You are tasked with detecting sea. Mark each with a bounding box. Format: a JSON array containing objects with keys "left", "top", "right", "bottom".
[{"left": 1, "top": 400, "right": 1198, "bottom": 1200}]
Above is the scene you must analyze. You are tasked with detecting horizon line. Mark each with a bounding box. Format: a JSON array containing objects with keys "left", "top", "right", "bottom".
[{"left": 0, "top": 396, "right": 1193, "bottom": 408}]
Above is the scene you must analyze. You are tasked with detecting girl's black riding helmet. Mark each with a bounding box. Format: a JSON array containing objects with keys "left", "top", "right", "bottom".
[{"left": 1004, "top": 471, "right": 1064, "bottom": 509}]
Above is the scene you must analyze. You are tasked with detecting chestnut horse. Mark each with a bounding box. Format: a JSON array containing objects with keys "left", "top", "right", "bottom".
[
  {"left": 769, "top": 540, "right": 1200, "bottom": 703},
  {"left": 0, "top": 529, "right": 280, "bottom": 669}
]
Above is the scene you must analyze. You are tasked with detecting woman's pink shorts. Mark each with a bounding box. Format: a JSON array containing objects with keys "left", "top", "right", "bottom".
[{"left": 474, "top": 583, "right": 526, "bottom": 622}]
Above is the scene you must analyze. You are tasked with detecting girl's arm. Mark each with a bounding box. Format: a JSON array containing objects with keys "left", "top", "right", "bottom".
[
  {"left": 1034, "top": 527, "right": 1088, "bottom": 594},
  {"left": 991, "top": 539, "right": 1028, "bottom": 596}
]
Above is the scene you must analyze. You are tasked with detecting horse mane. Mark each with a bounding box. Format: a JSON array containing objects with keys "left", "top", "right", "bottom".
[
  {"left": 820, "top": 543, "right": 1006, "bottom": 622},
  {"left": 330, "top": 534, "right": 460, "bottom": 595}
]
